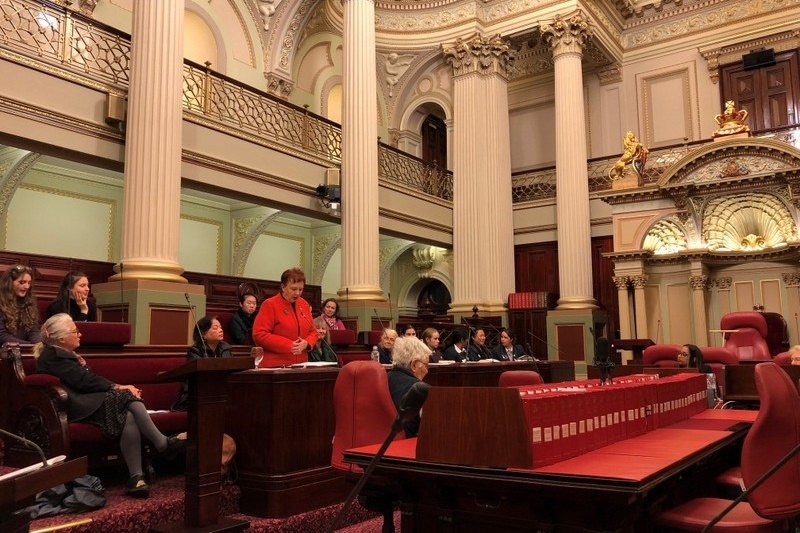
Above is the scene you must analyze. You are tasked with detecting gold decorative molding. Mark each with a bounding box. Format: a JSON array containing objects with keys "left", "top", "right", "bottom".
[{"left": 180, "top": 214, "right": 223, "bottom": 274}]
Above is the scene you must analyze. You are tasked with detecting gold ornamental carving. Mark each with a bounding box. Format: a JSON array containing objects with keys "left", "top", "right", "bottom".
[
  {"left": 442, "top": 33, "right": 517, "bottom": 79},
  {"left": 712, "top": 101, "right": 751, "bottom": 140},
  {"left": 610, "top": 131, "right": 649, "bottom": 189}
]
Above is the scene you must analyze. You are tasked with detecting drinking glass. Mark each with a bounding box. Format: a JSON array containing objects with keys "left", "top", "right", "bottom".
[{"left": 251, "top": 347, "right": 264, "bottom": 368}]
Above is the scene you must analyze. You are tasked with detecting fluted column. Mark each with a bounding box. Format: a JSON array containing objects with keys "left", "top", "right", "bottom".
[
  {"left": 115, "top": 0, "right": 185, "bottom": 282},
  {"left": 613, "top": 276, "right": 632, "bottom": 340},
  {"left": 541, "top": 12, "right": 597, "bottom": 309},
  {"left": 783, "top": 273, "right": 800, "bottom": 344},
  {"left": 689, "top": 274, "right": 710, "bottom": 346},
  {"left": 338, "top": 0, "right": 383, "bottom": 302},
  {"left": 443, "top": 33, "right": 516, "bottom": 314},
  {"left": 631, "top": 275, "right": 648, "bottom": 339}
]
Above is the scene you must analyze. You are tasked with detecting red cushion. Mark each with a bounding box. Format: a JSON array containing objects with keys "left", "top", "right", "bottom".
[
  {"left": 329, "top": 329, "right": 356, "bottom": 346},
  {"left": 498, "top": 370, "right": 543, "bottom": 387},
  {"left": 657, "top": 497, "right": 783, "bottom": 532},
  {"left": 75, "top": 322, "right": 131, "bottom": 346},
  {"left": 642, "top": 344, "right": 681, "bottom": 366}
]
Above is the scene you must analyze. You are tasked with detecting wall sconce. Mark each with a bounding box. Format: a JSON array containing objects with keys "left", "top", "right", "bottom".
[{"left": 315, "top": 184, "right": 341, "bottom": 216}]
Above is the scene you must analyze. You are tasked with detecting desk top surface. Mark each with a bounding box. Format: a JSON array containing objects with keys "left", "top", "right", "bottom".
[{"left": 345, "top": 409, "right": 755, "bottom": 492}]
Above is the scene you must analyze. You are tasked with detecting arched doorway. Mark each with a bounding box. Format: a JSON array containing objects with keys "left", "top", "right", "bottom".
[{"left": 417, "top": 279, "right": 451, "bottom": 319}]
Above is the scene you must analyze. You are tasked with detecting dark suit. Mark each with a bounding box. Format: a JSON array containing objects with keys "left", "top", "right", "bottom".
[
  {"left": 443, "top": 344, "right": 467, "bottom": 362},
  {"left": 36, "top": 345, "right": 113, "bottom": 422},
  {"left": 387, "top": 366, "right": 422, "bottom": 437},
  {"left": 493, "top": 344, "right": 527, "bottom": 361},
  {"left": 467, "top": 344, "right": 492, "bottom": 361}
]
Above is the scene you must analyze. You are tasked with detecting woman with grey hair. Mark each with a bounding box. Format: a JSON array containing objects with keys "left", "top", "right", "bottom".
[
  {"left": 387, "top": 336, "right": 431, "bottom": 437},
  {"left": 34, "top": 313, "right": 184, "bottom": 499}
]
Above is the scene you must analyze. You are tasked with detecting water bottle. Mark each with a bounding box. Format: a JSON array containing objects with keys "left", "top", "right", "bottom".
[{"left": 371, "top": 345, "right": 379, "bottom": 362}]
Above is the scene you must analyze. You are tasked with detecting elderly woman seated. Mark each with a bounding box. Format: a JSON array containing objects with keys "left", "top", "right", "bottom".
[{"left": 387, "top": 336, "right": 431, "bottom": 437}]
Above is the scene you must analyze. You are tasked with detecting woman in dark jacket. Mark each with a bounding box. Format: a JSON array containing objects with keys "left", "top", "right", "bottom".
[
  {"left": 46, "top": 271, "right": 97, "bottom": 322},
  {"left": 173, "top": 316, "right": 232, "bottom": 411},
  {"left": 35, "top": 313, "right": 183, "bottom": 499},
  {"left": 229, "top": 293, "right": 257, "bottom": 345}
]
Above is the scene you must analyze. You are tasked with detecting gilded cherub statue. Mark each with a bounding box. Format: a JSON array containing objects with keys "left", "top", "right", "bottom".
[
  {"left": 609, "top": 131, "right": 648, "bottom": 182},
  {"left": 713, "top": 100, "right": 751, "bottom": 138}
]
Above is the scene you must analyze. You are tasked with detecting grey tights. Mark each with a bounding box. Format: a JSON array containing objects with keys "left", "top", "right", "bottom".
[{"left": 119, "top": 400, "right": 168, "bottom": 478}]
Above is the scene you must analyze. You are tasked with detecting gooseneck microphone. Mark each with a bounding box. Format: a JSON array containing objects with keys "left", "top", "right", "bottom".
[
  {"left": 387, "top": 292, "right": 394, "bottom": 327},
  {"left": 300, "top": 308, "right": 335, "bottom": 359},
  {"left": 119, "top": 261, "right": 126, "bottom": 323},
  {"left": 373, "top": 308, "right": 387, "bottom": 331},
  {"left": 0, "top": 428, "right": 48, "bottom": 468},
  {"left": 325, "top": 382, "right": 431, "bottom": 533},
  {"left": 185, "top": 293, "right": 210, "bottom": 356},
  {"left": 594, "top": 337, "right": 614, "bottom": 385}
]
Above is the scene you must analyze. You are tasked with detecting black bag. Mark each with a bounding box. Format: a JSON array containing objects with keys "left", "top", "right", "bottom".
[{"left": 28, "top": 474, "right": 106, "bottom": 518}]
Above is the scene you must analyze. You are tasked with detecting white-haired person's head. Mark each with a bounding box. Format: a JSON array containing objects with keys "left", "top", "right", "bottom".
[
  {"left": 34, "top": 313, "right": 76, "bottom": 357},
  {"left": 392, "top": 336, "right": 432, "bottom": 379}
]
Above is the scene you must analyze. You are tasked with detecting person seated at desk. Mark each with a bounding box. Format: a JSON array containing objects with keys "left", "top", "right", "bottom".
[
  {"left": 309, "top": 316, "right": 337, "bottom": 363},
  {"left": 318, "top": 297, "right": 346, "bottom": 331},
  {"left": 677, "top": 344, "right": 708, "bottom": 370},
  {"left": 442, "top": 328, "right": 468, "bottom": 362},
  {"left": 36, "top": 313, "right": 184, "bottom": 499},
  {"left": 0, "top": 264, "right": 41, "bottom": 345},
  {"left": 377, "top": 328, "right": 397, "bottom": 365},
  {"left": 493, "top": 328, "right": 526, "bottom": 361},
  {"left": 790, "top": 345, "right": 800, "bottom": 366},
  {"left": 400, "top": 324, "right": 417, "bottom": 337},
  {"left": 467, "top": 328, "right": 492, "bottom": 361},
  {"left": 253, "top": 267, "right": 318, "bottom": 367},
  {"left": 421, "top": 327, "right": 442, "bottom": 363},
  {"left": 229, "top": 292, "right": 257, "bottom": 345},
  {"left": 387, "top": 336, "right": 431, "bottom": 437},
  {"left": 173, "top": 316, "right": 232, "bottom": 411},
  {"left": 47, "top": 271, "right": 97, "bottom": 322}
]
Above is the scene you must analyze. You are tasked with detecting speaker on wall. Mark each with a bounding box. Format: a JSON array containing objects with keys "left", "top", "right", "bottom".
[{"left": 742, "top": 49, "right": 776, "bottom": 70}]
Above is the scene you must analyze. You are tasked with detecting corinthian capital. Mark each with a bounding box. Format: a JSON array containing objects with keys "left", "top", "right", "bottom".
[
  {"left": 442, "top": 33, "right": 517, "bottom": 79},
  {"left": 689, "top": 275, "right": 709, "bottom": 291},
  {"left": 783, "top": 273, "right": 800, "bottom": 288},
  {"left": 612, "top": 276, "right": 630, "bottom": 290},
  {"left": 630, "top": 275, "right": 648, "bottom": 289},
  {"left": 540, "top": 11, "right": 593, "bottom": 57}
]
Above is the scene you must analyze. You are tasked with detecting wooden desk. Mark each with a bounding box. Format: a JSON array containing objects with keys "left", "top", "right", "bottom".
[
  {"left": 344, "top": 412, "right": 752, "bottom": 532},
  {"left": 425, "top": 360, "right": 574, "bottom": 387},
  {"left": 724, "top": 363, "right": 800, "bottom": 401}
]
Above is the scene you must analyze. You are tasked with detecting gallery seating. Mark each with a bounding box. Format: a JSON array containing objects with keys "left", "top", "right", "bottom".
[
  {"left": 720, "top": 311, "right": 772, "bottom": 361},
  {"left": 656, "top": 363, "right": 800, "bottom": 531},
  {"left": 642, "top": 344, "right": 681, "bottom": 367}
]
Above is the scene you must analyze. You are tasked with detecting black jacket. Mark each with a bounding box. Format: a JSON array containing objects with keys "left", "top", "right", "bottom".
[
  {"left": 228, "top": 309, "right": 255, "bottom": 345},
  {"left": 36, "top": 345, "right": 112, "bottom": 422}
]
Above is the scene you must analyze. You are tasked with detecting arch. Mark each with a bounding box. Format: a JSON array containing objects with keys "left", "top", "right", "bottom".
[
  {"left": 641, "top": 216, "right": 689, "bottom": 255},
  {"left": 231, "top": 209, "right": 283, "bottom": 275},
  {"left": 184, "top": 3, "right": 228, "bottom": 73},
  {"left": 395, "top": 271, "right": 453, "bottom": 316}
]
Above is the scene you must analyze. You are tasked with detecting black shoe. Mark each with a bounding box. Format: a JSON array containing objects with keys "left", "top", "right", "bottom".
[
  {"left": 126, "top": 474, "right": 150, "bottom": 499},
  {"left": 162, "top": 435, "right": 186, "bottom": 461}
]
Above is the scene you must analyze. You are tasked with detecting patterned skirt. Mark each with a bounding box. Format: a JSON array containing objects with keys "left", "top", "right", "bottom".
[{"left": 87, "top": 389, "right": 140, "bottom": 439}]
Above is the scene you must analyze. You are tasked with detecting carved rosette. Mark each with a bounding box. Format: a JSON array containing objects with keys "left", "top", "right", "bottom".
[
  {"left": 612, "top": 276, "right": 630, "bottom": 290},
  {"left": 715, "top": 277, "right": 732, "bottom": 290},
  {"left": 442, "top": 33, "right": 517, "bottom": 79},
  {"left": 630, "top": 275, "right": 648, "bottom": 289},
  {"left": 782, "top": 273, "right": 800, "bottom": 288},
  {"left": 689, "top": 275, "right": 709, "bottom": 291},
  {"left": 540, "top": 12, "right": 593, "bottom": 57}
]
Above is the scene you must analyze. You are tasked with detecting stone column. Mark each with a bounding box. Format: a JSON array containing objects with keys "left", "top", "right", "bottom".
[
  {"left": 442, "top": 33, "right": 516, "bottom": 315},
  {"left": 689, "top": 274, "right": 710, "bottom": 346},
  {"left": 783, "top": 273, "right": 800, "bottom": 344},
  {"left": 631, "top": 275, "right": 649, "bottom": 339},
  {"left": 338, "top": 0, "right": 383, "bottom": 306},
  {"left": 116, "top": 0, "right": 185, "bottom": 282},
  {"left": 541, "top": 12, "right": 597, "bottom": 310},
  {"left": 613, "top": 276, "right": 632, "bottom": 339}
]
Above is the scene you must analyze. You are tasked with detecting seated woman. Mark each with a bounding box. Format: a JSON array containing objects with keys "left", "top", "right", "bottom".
[
  {"left": 0, "top": 264, "right": 41, "bottom": 344},
  {"left": 229, "top": 293, "right": 257, "bottom": 345},
  {"left": 318, "top": 298, "right": 346, "bottom": 331},
  {"left": 421, "top": 327, "right": 442, "bottom": 363},
  {"left": 387, "top": 336, "right": 431, "bottom": 437},
  {"left": 467, "top": 328, "right": 492, "bottom": 361},
  {"left": 790, "top": 345, "right": 800, "bottom": 366},
  {"left": 442, "top": 328, "right": 469, "bottom": 362},
  {"left": 309, "top": 316, "right": 337, "bottom": 363},
  {"left": 493, "top": 329, "right": 526, "bottom": 361},
  {"left": 47, "top": 271, "right": 97, "bottom": 322},
  {"left": 188, "top": 316, "right": 232, "bottom": 360},
  {"left": 35, "top": 313, "right": 183, "bottom": 498},
  {"left": 400, "top": 324, "right": 417, "bottom": 337},
  {"left": 377, "top": 328, "right": 398, "bottom": 364}
]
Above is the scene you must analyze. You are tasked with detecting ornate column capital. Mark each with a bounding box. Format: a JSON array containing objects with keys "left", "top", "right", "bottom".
[
  {"left": 783, "top": 273, "right": 800, "bottom": 288},
  {"left": 715, "top": 277, "right": 733, "bottom": 290},
  {"left": 630, "top": 275, "right": 648, "bottom": 289},
  {"left": 442, "top": 33, "right": 517, "bottom": 79},
  {"left": 540, "top": 11, "right": 593, "bottom": 57},
  {"left": 265, "top": 72, "right": 293, "bottom": 99},
  {"left": 612, "top": 276, "right": 630, "bottom": 290},
  {"left": 689, "top": 275, "right": 709, "bottom": 291}
]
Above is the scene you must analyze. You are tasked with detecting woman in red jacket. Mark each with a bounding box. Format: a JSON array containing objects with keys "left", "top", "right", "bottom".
[{"left": 252, "top": 268, "right": 318, "bottom": 367}]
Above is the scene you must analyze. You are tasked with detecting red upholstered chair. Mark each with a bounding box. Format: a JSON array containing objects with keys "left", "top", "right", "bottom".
[
  {"left": 772, "top": 352, "right": 791, "bottom": 365},
  {"left": 329, "top": 328, "right": 357, "bottom": 346},
  {"left": 642, "top": 344, "right": 681, "bottom": 367},
  {"left": 656, "top": 363, "right": 800, "bottom": 532},
  {"left": 331, "top": 360, "right": 402, "bottom": 532},
  {"left": 498, "top": 370, "right": 543, "bottom": 387},
  {"left": 700, "top": 346, "right": 738, "bottom": 398},
  {"left": 720, "top": 312, "right": 771, "bottom": 361}
]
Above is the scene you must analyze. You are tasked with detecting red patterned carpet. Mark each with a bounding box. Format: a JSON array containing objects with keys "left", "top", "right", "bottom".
[{"left": 27, "top": 475, "right": 395, "bottom": 533}]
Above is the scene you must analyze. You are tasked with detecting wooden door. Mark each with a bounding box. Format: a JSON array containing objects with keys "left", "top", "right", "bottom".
[{"left": 421, "top": 114, "right": 448, "bottom": 170}]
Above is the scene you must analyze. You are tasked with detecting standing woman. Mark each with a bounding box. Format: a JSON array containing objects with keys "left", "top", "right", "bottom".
[
  {"left": 253, "top": 268, "right": 318, "bottom": 367},
  {"left": 309, "top": 316, "right": 337, "bottom": 362},
  {"left": 319, "top": 298, "right": 346, "bottom": 330},
  {"left": 0, "top": 264, "right": 41, "bottom": 344},
  {"left": 47, "top": 271, "right": 97, "bottom": 322},
  {"left": 35, "top": 314, "right": 183, "bottom": 498}
]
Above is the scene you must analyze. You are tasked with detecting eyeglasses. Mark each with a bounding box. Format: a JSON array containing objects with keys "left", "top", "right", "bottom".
[
  {"left": 677, "top": 351, "right": 689, "bottom": 356},
  {"left": 69, "top": 329, "right": 81, "bottom": 336}
]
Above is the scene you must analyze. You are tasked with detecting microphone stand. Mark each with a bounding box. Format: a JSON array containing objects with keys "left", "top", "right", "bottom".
[
  {"left": 373, "top": 309, "right": 388, "bottom": 331},
  {"left": 0, "top": 428, "right": 49, "bottom": 468},
  {"left": 387, "top": 292, "right": 393, "bottom": 328},
  {"left": 701, "top": 441, "right": 800, "bottom": 532},
  {"left": 184, "top": 293, "right": 210, "bottom": 356},
  {"left": 462, "top": 319, "right": 476, "bottom": 362},
  {"left": 300, "top": 310, "right": 335, "bottom": 361},
  {"left": 119, "top": 262, "right": 126, "bottom": 323}
]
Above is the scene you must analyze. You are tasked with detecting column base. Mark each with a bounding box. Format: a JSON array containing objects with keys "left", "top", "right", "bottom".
[
  {"left": 556, "top": 295, "right": 599, "bottom": 310},
  {"left": 448, "top": 300, "right": 507, "bottom": 315},
  {"left": 546, "top": 309, "right": 608, "bottom": 378},
  {"left": 93, "top": 280, "right": 202, "bottom": 344},
  {"left": 108, "top": 259, "right": 186, "bottom": 283},
  {"left": 336, "top": 286, "right": 385, "bottom": 301}
]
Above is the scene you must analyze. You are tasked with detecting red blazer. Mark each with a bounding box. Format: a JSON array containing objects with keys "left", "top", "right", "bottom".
[{"left": 253, "top": 293, "right": 318, "bottom": 367}]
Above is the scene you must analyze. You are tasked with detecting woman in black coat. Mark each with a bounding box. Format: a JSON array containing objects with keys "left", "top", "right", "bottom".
[
  {"left": 46, "top": 271, "right": 97, "bottom": 322},
  {"left": 35, "top": 313, "right": 183, "bottom": 498}
]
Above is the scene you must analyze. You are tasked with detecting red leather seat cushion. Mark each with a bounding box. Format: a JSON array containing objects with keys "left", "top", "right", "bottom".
[{"left": 657, "top": 498, "right": 783, "bottom": 532}]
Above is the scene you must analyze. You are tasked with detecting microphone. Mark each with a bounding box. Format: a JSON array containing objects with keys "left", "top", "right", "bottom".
[
  {"left": 372, "top": 309, "right": 387, "bottom": 331},
  {"left": 300, "top": 308, "right": 335, "bottom": 359},
  {"left": 185, "top": 293, "right": 209, "bottom": 356},
  {"left": 119, "top": 261, "right": 126, "bottom": 323},
  {"left": 593, "top": 337, "right": 614, "bottom": 385},
  {"left": 461, "top": 319, "right": 478, "bottom": 361},
  {"left": 325, "top": 381, "right": 431, "bottom": 533},
  {"left": 387, "top": 292, "right": 394, "bottom": 327},
  {"left": 528, "top": 331, "right": 567, "bottom": 360},
  {"left": 0, "top": 428, "right": 48, "bottom": 468},
  {"left": 345, "top": 287, "right": 350, "bottom": 321}
]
